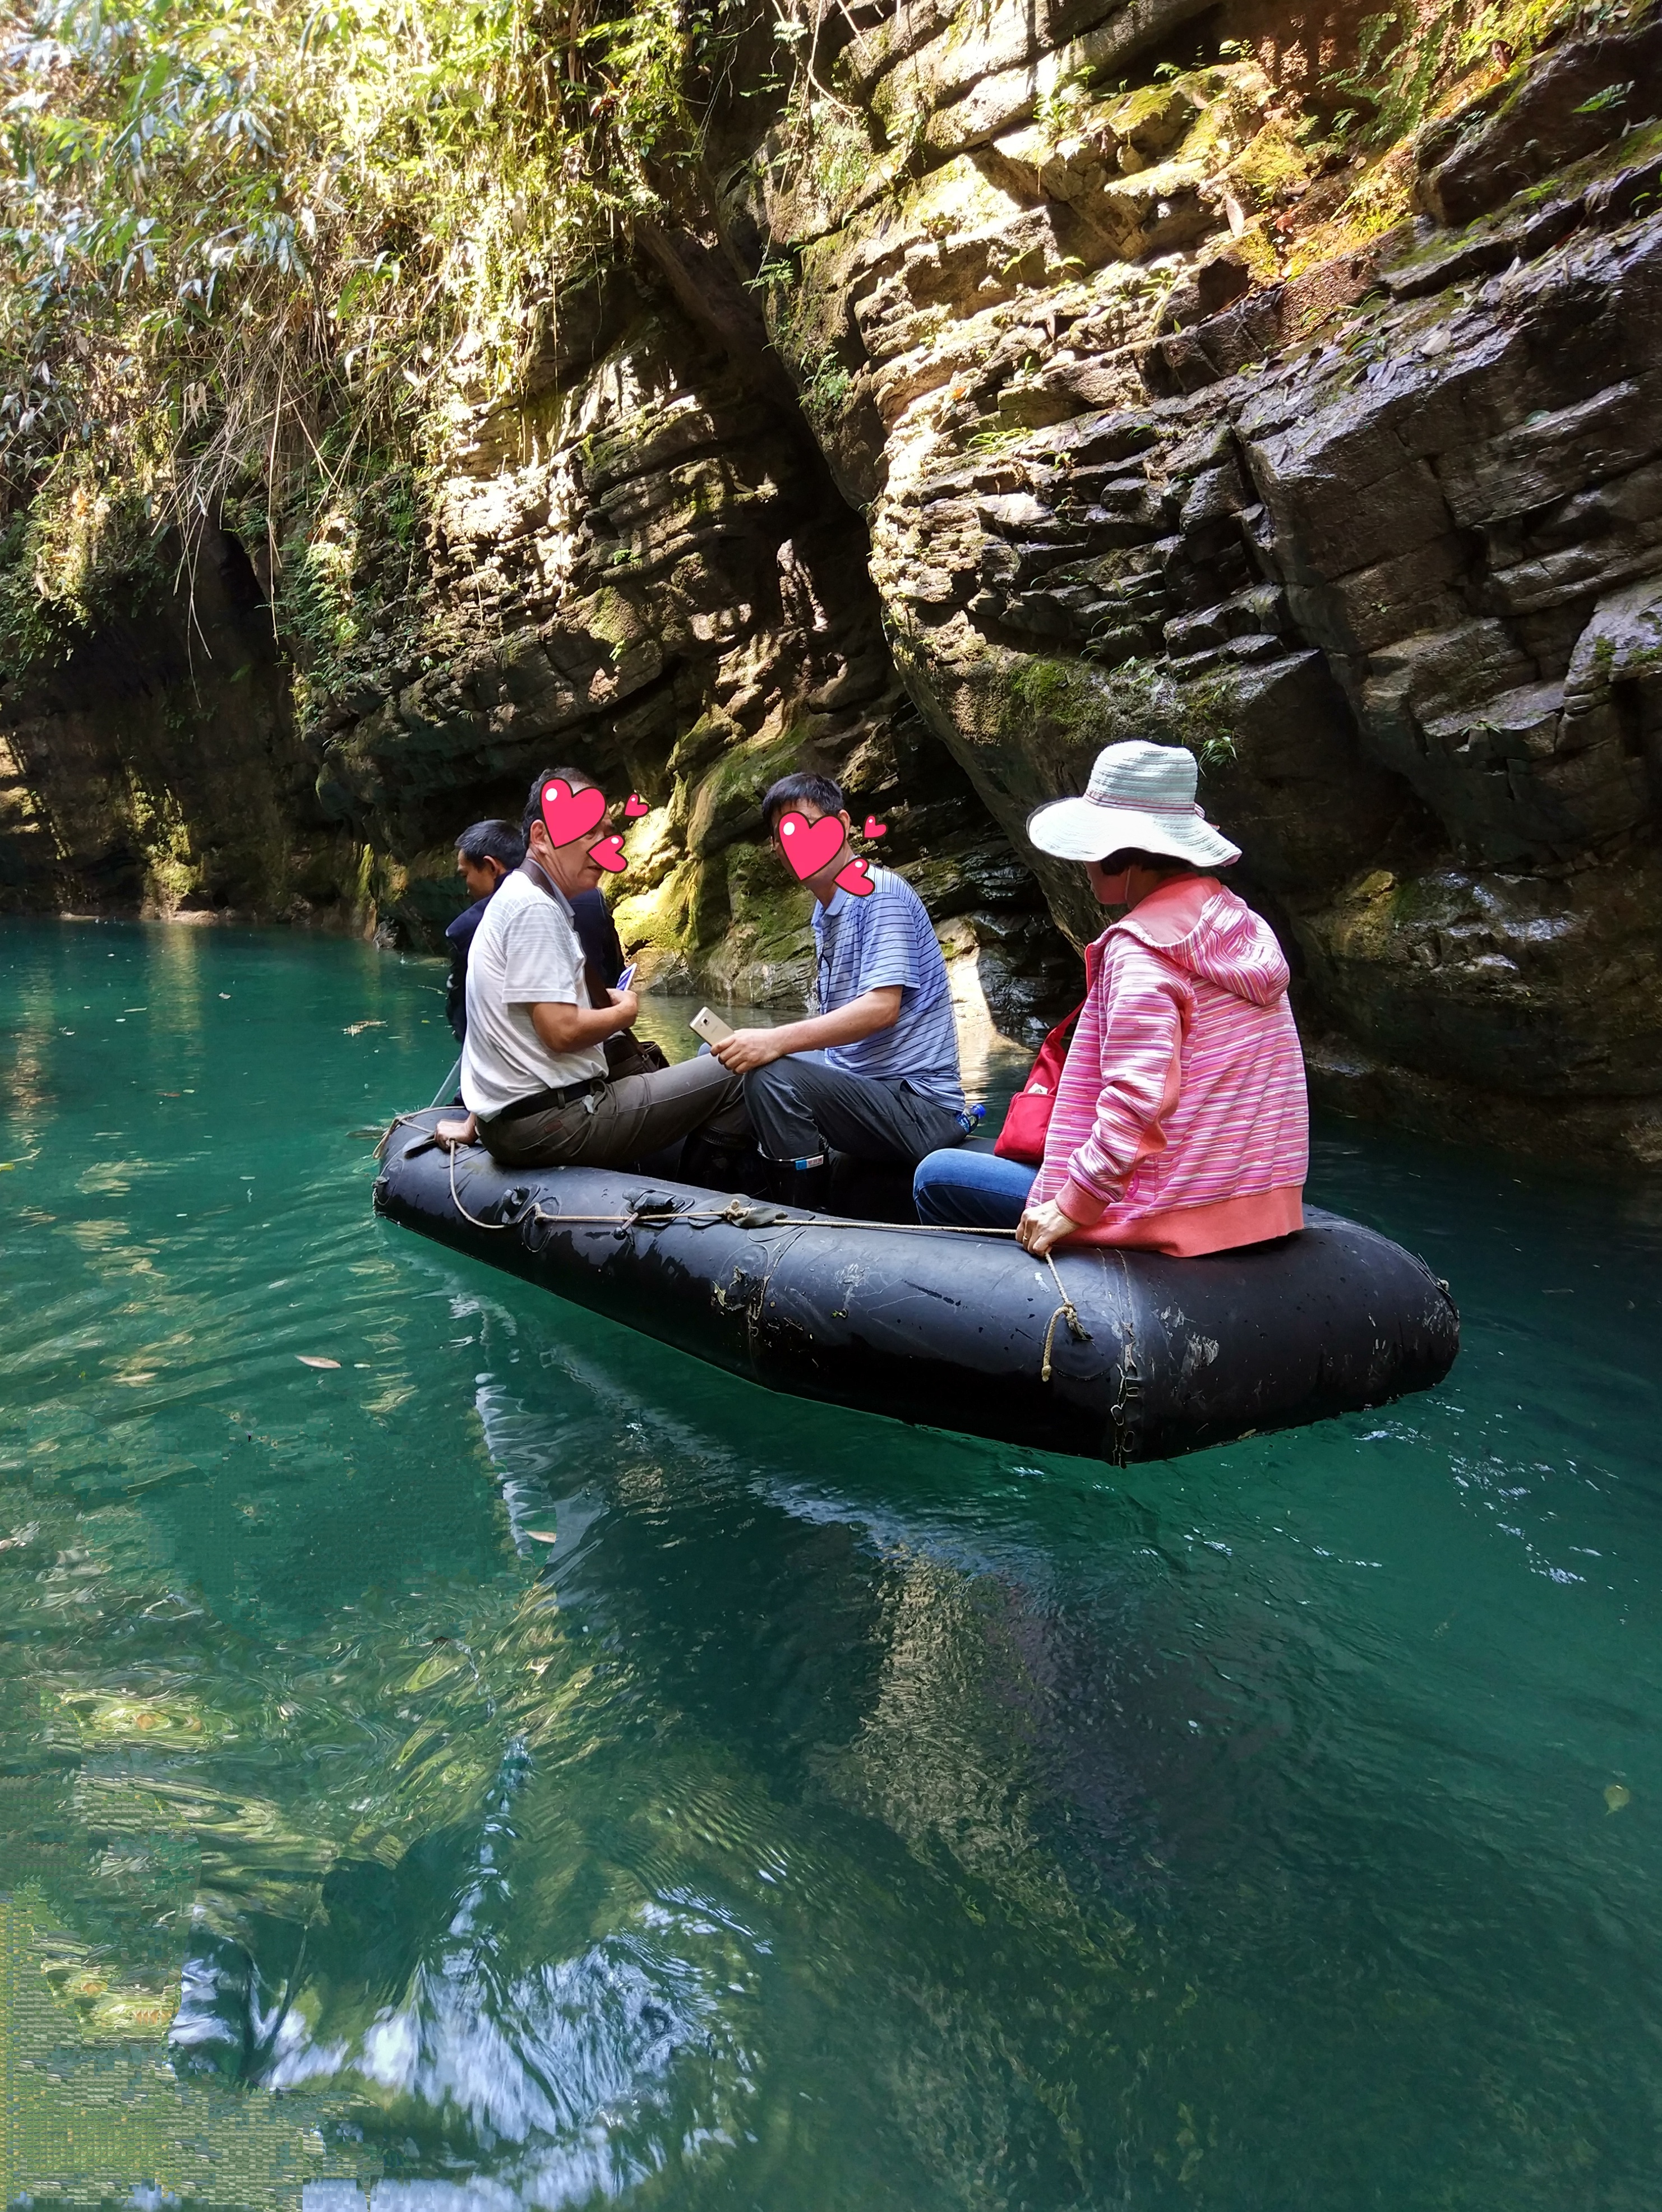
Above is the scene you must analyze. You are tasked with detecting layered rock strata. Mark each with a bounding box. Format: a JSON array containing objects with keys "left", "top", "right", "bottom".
[
  {"left": 310, "top": 277, "right": 1079, "bottom": 1037},
  {"left": 728, "top": 0, "right": 1662, "bottom": 1161},
  {"left": 3, "top": 0, "right": 1661, "bottom": 1161}
]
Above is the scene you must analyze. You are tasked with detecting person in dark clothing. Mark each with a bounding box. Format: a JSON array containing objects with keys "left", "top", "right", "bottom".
[
  {"left": 570, "top": 887, "right": 625, "bottom": 993},
  {"left": 446, "top": 820, "right": 526, "bottom": 1042}
]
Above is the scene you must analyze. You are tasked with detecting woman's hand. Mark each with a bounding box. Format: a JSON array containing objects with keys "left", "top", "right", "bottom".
[
  {"left": 711, "top": 1028, "right": 787, "bottom": 1075},
  {"left": 1016, "top": 1198, "right": 1080, "bottom": 1257}
]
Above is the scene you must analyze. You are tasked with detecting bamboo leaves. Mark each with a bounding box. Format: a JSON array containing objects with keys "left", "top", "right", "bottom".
[{"left": 0, "top": 0, "right": 758, "bottom": 704}]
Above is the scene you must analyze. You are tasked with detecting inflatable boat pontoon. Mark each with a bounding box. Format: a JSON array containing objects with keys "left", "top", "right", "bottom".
[{"left": 374, "top": 1111, "right": 1458, "bottom": 1464}]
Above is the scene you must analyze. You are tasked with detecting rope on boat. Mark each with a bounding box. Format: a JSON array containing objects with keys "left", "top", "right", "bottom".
[
  {"left": 438, "top": 1138, "right": 1089, "bottom": 1383},
  {"left": 375, "top": 1112, "right": 430, "bottom": 1162}
]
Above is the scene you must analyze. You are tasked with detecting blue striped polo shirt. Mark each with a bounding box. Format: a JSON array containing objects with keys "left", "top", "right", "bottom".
[{"left": 811, "top": 865, "right": 964, "bottom": 1109}]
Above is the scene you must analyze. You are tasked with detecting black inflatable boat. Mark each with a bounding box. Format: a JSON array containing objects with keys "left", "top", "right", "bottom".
[{"left": 374, "top": 1110, "right": 1458, "bottom": 1464}]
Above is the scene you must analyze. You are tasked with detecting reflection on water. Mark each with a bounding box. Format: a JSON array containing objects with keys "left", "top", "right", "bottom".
[{"left": 0, "top": 919, "right": 1660, "bottom": 2209}]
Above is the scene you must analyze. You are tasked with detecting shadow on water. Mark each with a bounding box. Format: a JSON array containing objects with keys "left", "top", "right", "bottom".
[{"left": 1, "top": 920, "right": 1660, "bottom": 2209}]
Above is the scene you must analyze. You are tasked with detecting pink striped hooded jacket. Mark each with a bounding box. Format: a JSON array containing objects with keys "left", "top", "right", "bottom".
[{"left": 1033, "top": 876, "right": 1308, "bottom": 1256}]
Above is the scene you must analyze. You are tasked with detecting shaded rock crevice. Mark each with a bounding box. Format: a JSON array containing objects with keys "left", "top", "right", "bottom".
[{"left": 0, "top": 524, "right": 356, "bottom": 924}]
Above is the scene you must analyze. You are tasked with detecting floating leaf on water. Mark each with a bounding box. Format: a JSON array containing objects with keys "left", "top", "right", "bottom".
[
  {"left": 344, "top": 1020, "right": 386, "bottom": 1035},
  {"left": 88, "top": 1989, "right": 176, "bottom": 2035},
  {"left": 58, "top": 1691, "right": 222, "bottom": 1744},
  {"left": 1606, "top": 1782, "right": 1631, "bottom": 1813},
  {"left": 297, "top": 1355, "right": 341, "bottom": 1370},
  {"left": 525, "top": 1530, "right": 557, "bottom": 1544}
]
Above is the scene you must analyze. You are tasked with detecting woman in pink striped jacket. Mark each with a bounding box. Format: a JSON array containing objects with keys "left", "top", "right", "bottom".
[{"left": 913, "top": 739, "right": 1308, "bottom": 1258}]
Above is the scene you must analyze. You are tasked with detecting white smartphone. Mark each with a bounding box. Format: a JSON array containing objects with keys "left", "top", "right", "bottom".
[
  {"left": 689, "top": 1005, "right": 735, "bottom": 1046},
  {"left": 616, "top": 961, "right": 637, "bottom": 991}
]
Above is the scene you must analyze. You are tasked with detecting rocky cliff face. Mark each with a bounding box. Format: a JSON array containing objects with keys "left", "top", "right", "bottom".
[
  {"left": 3, "top": 0, "right": 1660, "bottom": 1162},
  {"left": 725, "top": 0, "right": 1662, "bottom": 1161},
  {"left": 308, "top": 267, "right": 1080, "bottom": 1045}
]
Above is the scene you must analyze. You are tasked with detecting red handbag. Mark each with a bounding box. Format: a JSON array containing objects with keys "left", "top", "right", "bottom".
[
  {"left": 994, "top": 1000, "right": 1081, "bottom": 1163},
  {"left": 993, "top": 940, "right": 1103, "bottom": 1165}
]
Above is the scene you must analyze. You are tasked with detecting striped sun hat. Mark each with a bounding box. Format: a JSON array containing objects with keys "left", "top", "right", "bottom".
[{"left": 1026, "top": 741, "right": 1240, "bottom": 868}]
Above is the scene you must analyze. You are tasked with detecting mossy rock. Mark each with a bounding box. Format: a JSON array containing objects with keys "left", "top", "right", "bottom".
[
  {"left": 684, "top": 720, "right": 814, "bottom": 856},
  {"left": 612, "top": 855, "right": 704, "bottom": 955},
  {"left": 1226, "top": 122, "right": 1312, "bottom": 210},
  {"left": 1107, "top": 82, "right": 1202, "bottom": 159},
  {"left": 1000, "top": 653, "right": 1238, "bottom": 769},
  {"left": 667, "top": 707, "right": 741, "bottom": 787},
  {"left": 897, "top": 850, "right": 980, "bottom": 920},
  {"left": 723, "top": 841, "right": 816, "bottom": 955}
]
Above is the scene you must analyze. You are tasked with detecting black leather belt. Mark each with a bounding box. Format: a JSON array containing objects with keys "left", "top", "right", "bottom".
[{"left": 482, "top": 1075, "right": 608, "bottom": 1128}]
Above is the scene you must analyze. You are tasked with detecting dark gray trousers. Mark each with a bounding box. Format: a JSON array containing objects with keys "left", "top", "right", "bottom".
[
  {"left": 744, "top": 1053, "right": 965, "bottom": 1169},
  {"left": 481, "top": 1053, "right": 750, "bottom": 1170}
]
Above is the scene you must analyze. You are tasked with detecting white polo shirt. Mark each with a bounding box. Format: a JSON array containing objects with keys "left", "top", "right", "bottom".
[{"left": 459, "top": 867, "right": 607, "bottom": 1118}]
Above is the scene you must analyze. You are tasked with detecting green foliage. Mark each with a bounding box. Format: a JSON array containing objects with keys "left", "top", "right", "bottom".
[
  {"left": 967, "top": 422, "right": 1027, "bottom": 453},
  {"left": 1573, "top": 76, "right": 1633, "bottom": 110},
  {"left": 797, "top": 348, "right": 851, "bottom": 431},
  {"left": 1031, "top": 73, "right": 1091, "bottom": 133},
  {"left": 1324, "top": 0, "right": 1609, "bottom": 147},
  {"left": 751, "top": 251, "right": 852, "bottom": 433},
  {"left": 0, "top": 482, "right": 164, "bottom": 666},
  {"left": 0, "top": 0, "right": 737, "bottom": 703}
]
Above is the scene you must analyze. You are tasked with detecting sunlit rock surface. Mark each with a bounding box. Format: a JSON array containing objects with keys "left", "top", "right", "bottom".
[{"left": 723, "top": 0, "right": 1662, "bottom": 1161}]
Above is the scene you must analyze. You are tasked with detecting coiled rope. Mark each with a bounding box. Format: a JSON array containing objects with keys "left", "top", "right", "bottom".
[{"left": 438, "top": 1139, "right": 1089, "bottom": 1382}]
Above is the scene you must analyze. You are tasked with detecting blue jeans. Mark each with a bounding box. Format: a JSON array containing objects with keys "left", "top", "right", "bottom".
[{"left": 913, "top": 1144, "right": 1035, "bottom": 1229}]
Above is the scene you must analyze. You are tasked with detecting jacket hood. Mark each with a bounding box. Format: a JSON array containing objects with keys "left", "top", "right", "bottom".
[{"left": 1112, "top": 877, "right": 1290, "bottom": 1006}]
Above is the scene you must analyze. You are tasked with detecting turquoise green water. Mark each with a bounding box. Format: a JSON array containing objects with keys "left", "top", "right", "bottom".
[{"left": 1, "top": 918, "right": 1660, "bottom": 2211}]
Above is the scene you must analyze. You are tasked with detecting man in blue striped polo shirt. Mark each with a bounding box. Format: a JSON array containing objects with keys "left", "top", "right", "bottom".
[{"left": 708, "top": 773, "right": 967, "bottom": 1208}]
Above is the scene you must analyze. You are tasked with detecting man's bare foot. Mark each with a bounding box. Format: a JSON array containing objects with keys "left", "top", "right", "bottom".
[{"left": 435, "top": 1113, "right": 477, "bottom": 1151}]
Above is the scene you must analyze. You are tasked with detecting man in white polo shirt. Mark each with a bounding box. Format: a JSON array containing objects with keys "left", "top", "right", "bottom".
[{"left": 436, "top": 767, "right": 752, "bottom": 1173}]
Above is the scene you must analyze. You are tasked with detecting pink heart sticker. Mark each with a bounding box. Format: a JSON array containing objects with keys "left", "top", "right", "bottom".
[
  {"left": 588, "top": 834, "right": 628, "bottom": 874},
  {"left": 624, "top": 792, "right": 649, "bottom": 818},
  {"left": 540, "top": 776, "right": 606, "bottom": 848},
  {"left": 863, "top": 816, "right": 887, "bottom": 839},
  {"left": 835, "top": 857, "right": 875, "bottom": 897},
  {"left": 776, "top": 809, "right": 847, "bottom": 882}
]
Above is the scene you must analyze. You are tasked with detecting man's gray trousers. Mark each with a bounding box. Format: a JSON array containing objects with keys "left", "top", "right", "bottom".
[{"left": 744, "top": 1053, "right": 964, "bottom": 1169}]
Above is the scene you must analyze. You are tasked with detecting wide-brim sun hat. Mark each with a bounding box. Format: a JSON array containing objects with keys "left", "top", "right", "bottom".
[{"left": 1026, "top": 739, "right": 1241, "bottom": 868}]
